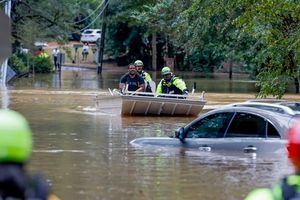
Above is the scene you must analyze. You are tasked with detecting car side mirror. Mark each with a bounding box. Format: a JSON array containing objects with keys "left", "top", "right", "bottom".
[{"left": 175, "top": 127, "right": 185, "bottom": 141}]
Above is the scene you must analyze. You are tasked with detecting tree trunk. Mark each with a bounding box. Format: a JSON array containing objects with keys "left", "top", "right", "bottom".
[
  {"left": 229, "top": 60, "right": 233, "bottom": 80},
  {"left": 294, "top": 77, "right": 299, "bottom": 93},
  {"left": 151, "top": 33, "right": 157, "bottom": 71},
  {"left": 288, "top": 51, "right": 299, "bottom": 93}
]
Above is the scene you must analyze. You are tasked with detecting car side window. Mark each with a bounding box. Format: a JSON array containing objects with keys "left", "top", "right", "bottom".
[
  {"left": 225, "top": 112, "right": 266, "bottom": 137},
  {"left": 186, "top": 112, "right": 234, "bottom": 138}
]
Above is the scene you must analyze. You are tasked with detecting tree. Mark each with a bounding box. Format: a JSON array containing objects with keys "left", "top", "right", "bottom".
[
  {"left": 233, "top": 0, "right": 300, "bottom": 98},
  {"left": 7, "top": 0, "right": 101, "bottom": 50},
  {"left": 172, "top": 0, "right": 300, "bottom": 97}
]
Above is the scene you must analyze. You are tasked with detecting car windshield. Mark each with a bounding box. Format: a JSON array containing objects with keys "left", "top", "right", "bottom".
[
  {"left": 83, "top": 30, "right": 93, "bottom": 34},
  {"left": 186, "top": 112, "right": 234, "bottom": 138},
  {"left": 279, "top": 102, "right": 300, "bottom": 112}
]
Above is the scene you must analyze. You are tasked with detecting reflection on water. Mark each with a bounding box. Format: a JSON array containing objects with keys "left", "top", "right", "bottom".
[
  {"left": 9, "top": 65, "right": 259, "bottom": 94},
  {"left": 3, "top": 65, "right": 295, "bottom": 200},
  {"left": 0, "top": 84, "right": 9, "bottom": 109}
]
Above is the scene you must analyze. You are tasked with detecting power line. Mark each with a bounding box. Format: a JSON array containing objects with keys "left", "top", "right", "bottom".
[
  {"left": 9, "top": 0, "right": 106, "bottom": 27},
  {"left": 78, "top": 0, "right": 109, "bottom": 32},
  {"left": 73, "top": 0, "right": 105, "bottom": 24},
  {"left": 55, "top": 0, "right": 109, "bottom": 36}
]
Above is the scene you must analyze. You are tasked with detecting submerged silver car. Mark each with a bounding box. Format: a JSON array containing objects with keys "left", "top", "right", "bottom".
[{"left": 131, "top": 106, "right": 299, "bottom": 154}]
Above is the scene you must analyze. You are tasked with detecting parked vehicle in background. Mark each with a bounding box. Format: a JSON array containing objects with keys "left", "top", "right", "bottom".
[
  {"left": 80, "top": 29, "right": 101, "bottom": 43},
  {"left": 34, "top": 41, "right": 48, "bottom": 47},
  {"left": 131, "top": 105, "right": 298, "bottom": 155}
]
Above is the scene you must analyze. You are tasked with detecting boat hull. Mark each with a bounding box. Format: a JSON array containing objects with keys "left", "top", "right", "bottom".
[{"left": 121, "top": 95, "right": 206, "bottom": 116}]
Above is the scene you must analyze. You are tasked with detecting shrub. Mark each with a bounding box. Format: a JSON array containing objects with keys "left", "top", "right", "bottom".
[
  {"left": 31, "top": 54, "right": 53, "bottom": 73},
  {"left": 9, "top": 53, "right": 30, "bottom": 75}
]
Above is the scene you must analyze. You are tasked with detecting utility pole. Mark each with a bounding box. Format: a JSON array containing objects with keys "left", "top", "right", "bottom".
[{"left": 97, "top": 0, "right": 108, "bottom": 74}]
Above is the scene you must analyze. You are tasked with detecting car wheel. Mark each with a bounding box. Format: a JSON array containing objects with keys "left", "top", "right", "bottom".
[{"left": 96, "top": 38, "right": 101, "bottom": 44}]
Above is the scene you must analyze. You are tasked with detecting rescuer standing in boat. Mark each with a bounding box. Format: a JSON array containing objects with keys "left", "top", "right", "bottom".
[
  {"left": 156, "top": 66, "right": 188, "bottom": 96},
  {"left": 119, "top": 64, "right": 145, "bottom": 93},
  {"left": 245, "top": 120, "right": 300, "bottom": 200},
  {"left": 134, "top": 60, "right": 153, "bottom": 92},
  {"left": 0, "top": 109, "right": 59, "bottom": 200}
]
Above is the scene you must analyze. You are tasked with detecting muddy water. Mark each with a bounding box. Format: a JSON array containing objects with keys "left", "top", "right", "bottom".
[{"left": 3, "top": 66, "right": 298, "bottom": 200}]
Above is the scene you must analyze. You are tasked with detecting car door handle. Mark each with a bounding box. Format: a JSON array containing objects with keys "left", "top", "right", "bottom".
[
  {"left": 243, "top": 145, "right": 257, "bottom": 153},
  {"left": 199, "top": 145, "right": 211, "bottom": 152}
]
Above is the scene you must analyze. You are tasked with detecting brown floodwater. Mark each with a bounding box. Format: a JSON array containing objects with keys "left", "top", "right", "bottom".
[{"left": 2, "top": 65, "right": 300, "bottom": 200}]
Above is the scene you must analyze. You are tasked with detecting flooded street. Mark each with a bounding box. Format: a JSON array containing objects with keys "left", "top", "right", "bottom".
[{"left": 2, "top": 65, "right": 297, "bottom": 200}]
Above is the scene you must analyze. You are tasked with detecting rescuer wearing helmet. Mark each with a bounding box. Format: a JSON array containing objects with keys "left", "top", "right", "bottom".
[
  {"left": 245, "top": 120, "right": 300, "bottom": 200},
  {"left": 119, "top": 64, "right": 145, "bottom": 93},
  {"left": 0, "top": 110, "right": 59, "bottom": 200},
  {"left": 133, "top": 60, "right": 153, "bottom": 93},
  {"left": 156, "top": 66, "right": 188, "bottom": 96}
]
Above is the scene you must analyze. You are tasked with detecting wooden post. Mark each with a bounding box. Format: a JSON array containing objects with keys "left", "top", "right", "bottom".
[
  {"left": 97, "top": 0, "right": 108, "bottom": 74},
  {"left": 151, "top": 33, "right": 157, "bottom": 71}
]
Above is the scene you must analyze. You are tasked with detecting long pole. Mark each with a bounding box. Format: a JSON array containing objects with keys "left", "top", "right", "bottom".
[
  {"left": 5, "top": 0, "right": 11, "bottom": 17},
  {"left": 1, "top": 0, "right": 11, "bottom": 84},
  {"left": 1, "top": 0, "right": 11, "bottom": 109},
  {"left": 97, "top": 0, "right": 108, "bottom": 74}
]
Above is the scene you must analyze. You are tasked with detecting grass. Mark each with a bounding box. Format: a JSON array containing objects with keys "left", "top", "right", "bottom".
[{"left": 44, "top": 42, "right": 98, "bottom": 65}]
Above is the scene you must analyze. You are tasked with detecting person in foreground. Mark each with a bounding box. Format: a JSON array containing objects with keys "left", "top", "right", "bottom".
[
  {"left": 156, "top": 66, "right": 188, "bottom": 96},
  {"left": 119, "top": 64, "right": 145, "bottom": 93},
  {"left": 0, "top": 109, "right": 59, "bottom": 200},
  {"left": 134, "top": 60, "right": 153, "bottom": 93},
  {"left": 245, "top": 119, "right": 300, "bottom": 200}
]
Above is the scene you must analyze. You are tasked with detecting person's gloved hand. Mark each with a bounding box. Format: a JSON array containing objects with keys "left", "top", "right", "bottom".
[{"left": 183, "top": 89, "right": 188, "bottom": 95}]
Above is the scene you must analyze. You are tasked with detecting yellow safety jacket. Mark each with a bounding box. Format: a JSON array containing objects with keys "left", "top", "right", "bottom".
[
  {"left": 245, "top": 174, "right": 300, "bottom": 200},
  {"left": 38, "top": 52, "right": 50, "bottom": 59},
  {"left": 156, "top": 76, "right": 188, "bottom": 95}
]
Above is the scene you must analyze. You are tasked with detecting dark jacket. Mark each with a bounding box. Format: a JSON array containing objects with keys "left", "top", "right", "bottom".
[{"left": 0, "top": 164, "right": 49, "bottom": 200}]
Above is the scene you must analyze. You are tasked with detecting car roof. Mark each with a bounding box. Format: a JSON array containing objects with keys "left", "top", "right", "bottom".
[
  {"left": 191, "top": 106, "right": 295, "bottom": 139},
  {"left": 83, "top": 29, "right": 101, "bottom": 32},
  {"left": 227, "top": 100, "right": 300, "bottom": 116}
]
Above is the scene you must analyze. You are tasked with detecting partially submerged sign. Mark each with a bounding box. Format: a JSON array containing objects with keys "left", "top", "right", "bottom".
[{"left": 0, "top": 11, "right": 11, "bottom": 64}]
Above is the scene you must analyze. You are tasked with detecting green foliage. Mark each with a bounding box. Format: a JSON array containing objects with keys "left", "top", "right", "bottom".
[
  {"left": 62, "top": 47, "right": 73, "bottom": 63},
  {"left": 32, "top": 56, "right": 53, "bottom": 73},
  {"left": 8, "top": 51, "right": 53, "bottom": 74},
  {"left": 256, "top": 68, "right": 290, "bottom": 99},
  {"left": 9, "top": 53, "right": 30, "bottom": 75},
  {"left": 9, "top": 0, "right": 102, "bottom": 49},
  {"left": 185, "top": 48, "right": 222, "bottom": 73},
  {"left": 232, "top": 0, "right": 300, "bottom": 96}
]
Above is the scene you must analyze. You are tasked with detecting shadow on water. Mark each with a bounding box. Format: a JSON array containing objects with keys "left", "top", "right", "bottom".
[{"left": 3, "top": 64, "right": 296, "bottom": 200}]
